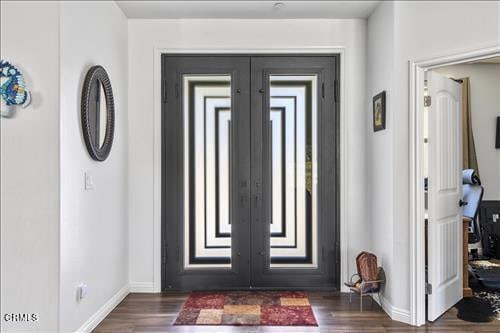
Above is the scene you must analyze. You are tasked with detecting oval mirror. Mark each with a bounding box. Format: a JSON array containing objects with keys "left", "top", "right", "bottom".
[
  {"left": 98, "top": 82, "right": 107, "bottom": 148},
  {"left": 81, "top": 66, "right": 115, "bottom": 161}
]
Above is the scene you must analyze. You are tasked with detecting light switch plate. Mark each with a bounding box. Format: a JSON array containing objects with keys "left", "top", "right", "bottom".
[
  {"left": 85, "top": 172, "right": 94, "bottom": 190},
  {"left": 78, "top": 283, "right": 89, "bottom": 300}
]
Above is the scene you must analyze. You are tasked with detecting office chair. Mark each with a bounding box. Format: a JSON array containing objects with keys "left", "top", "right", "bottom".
[{"left": 462, "top": 169, "right": 484, "bottom": 244}]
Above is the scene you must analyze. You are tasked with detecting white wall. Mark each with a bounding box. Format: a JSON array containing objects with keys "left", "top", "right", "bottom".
[
  {"left": 59, "top": 1, "right": 128, "bottom": 331},
  {"left": 128, "top": 19, "right": 370, "bottom": 290},
  {"left": 0, "top": 1, "right": 61, "bottom": 331},
  {"left": 366, "top": 0, "right": 397, "bottom": 317},
  {"left": 434, "top": 63, "right": 500, "bottom": 200},
  {"left": 367, "top": 0, "right": 500, "bottom": 322},
  {"left": 393, "top": 0, "right": 499, "bottom": 315}
]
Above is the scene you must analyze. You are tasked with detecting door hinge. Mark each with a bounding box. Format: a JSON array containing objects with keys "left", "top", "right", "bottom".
[
  {"left": 175, "top": 84, "right": 179, "bottom": 99},
  {"left": 162, "top": 243, "right": 167, "bottom": 264},
  {"left": 425, "top": 282, "right": 432, "bottom": 295},
  {"left": 176, "top": 245, "right": 180, "bottom": 261},
  {"left": 162, "top": 79, "right": 167, "bottom": 103},
  {"left": 322, "top": 82, "right": 325, "bottom": 99},
  {"left": 322, "top": 247, "right": 325, "bottom": 262},
  {"left": 424, "top": 95, "right": 432, "bottom": 107},
  {"left": 334, "top": 79, "right": 339, "bottom": 103},
  {"left": 335, "top": 242, "right": 340, "bottom": 264}
]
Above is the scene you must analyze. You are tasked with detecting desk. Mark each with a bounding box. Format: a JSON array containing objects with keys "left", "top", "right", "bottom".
[{"left": 463, "top": 217, "right": 473, "bottom": 298}]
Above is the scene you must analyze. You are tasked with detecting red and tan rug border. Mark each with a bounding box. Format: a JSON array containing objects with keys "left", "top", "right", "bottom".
[{"left": 174, "top": 290, "right": 318, "bottom": 326}]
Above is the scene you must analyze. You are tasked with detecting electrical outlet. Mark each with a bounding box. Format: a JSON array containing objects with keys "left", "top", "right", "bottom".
[
  {"left": 78, "top": 283, "right": 89, "bottom": 300},
  {"left": 84, "top": 172, "right": 94, "bottom": 190},
  {"left": 493, "top": 214, "right": 499, "bottom": 223}
]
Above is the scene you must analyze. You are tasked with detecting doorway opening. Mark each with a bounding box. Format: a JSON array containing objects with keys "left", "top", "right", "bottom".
[
  {"left": 423, "top": 58, "right": 500, "bottom": 323},
  {"left": 410, "top": 47, "right": 500, "bottom": 326},
  {"left": 161, "top": 55, "right": 340, "bottom": 291}
]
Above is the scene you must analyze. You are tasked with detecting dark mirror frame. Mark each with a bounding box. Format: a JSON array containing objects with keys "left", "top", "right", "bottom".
[{"left": 81, "top": 65, "right": 115, "bottom": 161}]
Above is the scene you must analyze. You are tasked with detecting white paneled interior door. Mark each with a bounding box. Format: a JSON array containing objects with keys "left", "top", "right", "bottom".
[{"left": 427, "top": 71, "right": 463, "bottom": 322}]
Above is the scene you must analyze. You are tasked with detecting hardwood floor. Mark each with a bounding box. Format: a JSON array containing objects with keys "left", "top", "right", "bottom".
[{"left": 94, "top": 292, "right": 500, "bottom": 332}]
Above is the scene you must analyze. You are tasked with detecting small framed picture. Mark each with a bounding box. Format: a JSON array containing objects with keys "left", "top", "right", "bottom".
[{"left": 373, "top": 91, "right": 386, "bottom": 132}]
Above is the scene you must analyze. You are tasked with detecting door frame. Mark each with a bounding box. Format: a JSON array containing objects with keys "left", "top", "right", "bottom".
[
  {"left": 151, "top": 47, "right": 347, "bottom": 293},
  {"left": 409, "top": 45, "right": 500, "bottom": 326}
]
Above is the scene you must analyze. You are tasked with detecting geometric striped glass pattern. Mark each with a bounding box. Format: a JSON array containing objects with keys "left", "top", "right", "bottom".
[
  {"left": 183, "top": 75, "right": 232, "bottom": 269},
  {"left": 269, "top": 75, "right": 318, "bottom": 269}
]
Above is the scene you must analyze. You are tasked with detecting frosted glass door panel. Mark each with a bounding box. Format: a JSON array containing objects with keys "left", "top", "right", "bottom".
[
  {"left": 183, "top": 75, "right": 232, "bottom": 269},
  {"left": 269, "top": 75, "right": 318, "bottom": 269}
]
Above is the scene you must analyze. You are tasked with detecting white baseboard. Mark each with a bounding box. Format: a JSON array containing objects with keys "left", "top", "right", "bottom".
[
  {"left": 129, "top": 282, "right": 155, "bottom": 293},
  {"left": 76, "top": 284, "right": 130, "bottom": 333},
  {"left": 377, "top": 294, "right": 411, "bottom": 324}
]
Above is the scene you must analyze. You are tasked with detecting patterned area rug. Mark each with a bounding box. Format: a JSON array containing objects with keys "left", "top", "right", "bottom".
[
  {"left": 174, "top": 291, "right": 318, "bottom": 326},
  {"left": 454, "top": 259, "right": 500, "bottom": 322},
  {"left": 474, "top": 290, "right": 500, "bottom": 320},
  {"left": 469, "top": 259, "right": 500, "bottom": 321}
]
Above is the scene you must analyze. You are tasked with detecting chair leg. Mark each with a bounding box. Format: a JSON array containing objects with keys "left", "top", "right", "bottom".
[
  {"left": 349, "top": 291, "right": 352, "bottom": 303},
  {"left": 360, "top": 293, "right": 363, "bottom": 312}
]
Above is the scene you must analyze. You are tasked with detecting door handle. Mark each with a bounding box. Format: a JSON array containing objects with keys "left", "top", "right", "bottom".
[{"left": 459, "top": 200, "right": 468, "bottom": 207}]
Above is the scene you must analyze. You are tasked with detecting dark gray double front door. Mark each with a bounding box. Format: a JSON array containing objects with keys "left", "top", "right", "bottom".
[{"left": 162, "top": 55, "right": 339, "bottom": 291}]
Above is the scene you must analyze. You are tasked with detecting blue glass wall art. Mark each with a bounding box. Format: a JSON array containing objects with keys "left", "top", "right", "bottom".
[{"left": 0, "top": 60, "right": 31, "bottom": 118}]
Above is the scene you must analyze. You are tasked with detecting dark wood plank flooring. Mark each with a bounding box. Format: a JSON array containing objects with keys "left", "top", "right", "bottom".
[{"left": 94, "top": 292, "right": 500, "bottom": 332}]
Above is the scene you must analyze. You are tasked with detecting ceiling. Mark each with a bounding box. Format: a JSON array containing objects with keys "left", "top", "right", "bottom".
[{"left": 116, "top": 1, "right": 380, "bottom": 19}]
